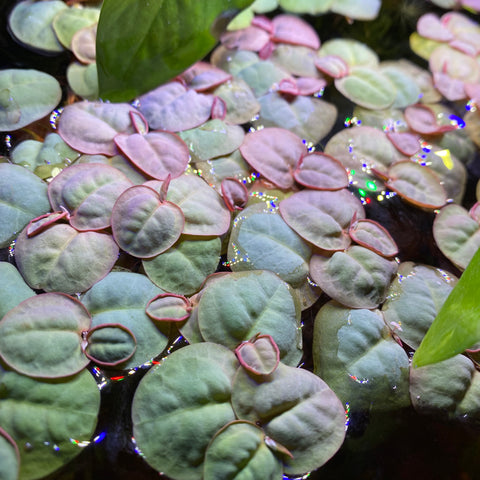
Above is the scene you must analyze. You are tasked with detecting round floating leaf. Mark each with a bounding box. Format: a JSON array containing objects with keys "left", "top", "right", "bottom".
[
  {"left": 0, "top": 262, "right": 35, "bottom": 319},
  {"left": 138, "top": 82, "right": 214, "bottom": 132},
  {"left": 279, "top": 189, "right": 365, "bottom": 251},
  {"left": 132, "top": 343, "right": 238, "bottom": 480},
  {"left": 380, "top": 64, "right": 422, "bottom": 108},
  {"left": 111, "top": 185, "right": 184, "bottom": 258},
  {"left": 48, "top": 163, "right": 134, "bottom": 231},
  {"left": 14, "top": 224, "right": 119, "bottom": 294},
  {"left": 270, "top": 44, "right": 320, "bottom": 78},
  {"left": 329, "top": 0, "right": 381, "bottom": 20},
  {"left": 417, "top": 13, "right": 454, "bottom": 42},
  {"left": 197, "top": 270, "right": 302, "bottom": 366},
  {"left": 220, "top": 25, "right": 271, "bottom": 51},
  {"left": 115, "top": 131, "right": 189, "bottom": 181},
  {"left": 204, "top": 421, "right": 284, "bottom": 479},
  {"left": 272, "top": 14, "right": 320, "bottom": 49},
  {"left": 0, "top": 428, "right": 19, "bottom": 480},
  {"left": 240, "top": 127, "right": 306, "bottom": 189},
  {"left": 227, "top": 203, "right": 312, "bottom": 288},
  {"left": 386, "top": 131, "right": 421, "bottom": 156},
  {"left": 319, "top": 38, "right": 379, "bottom": 68},
  {"left": 81, "top": 272, "right": 168, "bottom": 369},
  {"left": 252, "top": 93, "right": 338, "bottom": 145},
  {"left": 294, "top": 152, "right": 348, "bottom": 190},
  {"left": 278, "top": 0, "right": 332, "bottom": 14},
  {"left": 310, "top": 246, "right": 398, "bottom": 309},
  {"left": 235, "top": 59, "right": 290, "bottom": 97},
  {"left": 386, "top": 161, "right": 447, "bottom": 209},
  {"left": 71, "top": 23, "right": 97, "bottom": 64},
  {"left": 84, "top": 324, "right": 137, "bottom": 367},
  {"left": 235, "top": 334, "right": 280, "bottom": 376},
  {"left": 142, "top": 237, "right": 221, "bottom": 296},
  {"left": 382, "top": 262, "right": 457, "bottom": 350},
  {"left": 0, "top": 366, "right": 100, "bottom": 480},
  {"left": 179, "top": 119, "right": 245, "bottom": 162},
  {"left": 180, "top": 61, "right": 232, "bottom": 92},
  {"left": 0, "top": 293, "right": 91, "bottom": 378},
  {"left": 404, "top": 104, "right": 457, "bottom": 135},
  {"left": 433, "top": 203, "right": 480, "bottom": 270},
  {"left": 0, "top": 69, "right": 62, "bottom": 131},
  {"left": 315, "top": 55, "right": 349, "bottom": 78},
  {"left": 67, "top": 62, "right": 99, "bottom": 101},
  {"left": 146, "top": 293, "right": 192, "bottom": 323},
  {"left": 349, "top": 218, "right": 398, "bottom": 257},
  {"left": 8, "top": 0, "right": 67, "bottom": 53},
  {"left": 429, "top": 45, "right": 480, "bottom": 84},
  {"left": 313, "top": 302, "right": 411, "bottom": 412},
  {"left": 0, "top": 163, "right": 50, "bottom": 248},
  {"left": 57, "top": 101, "right": 138, "bottom": 155},
  {"left": 52, "top": 5, "right": 100, "bottom": 49},
  {"left": 232, "top": 362, "right": 346, "bottom": 475},
  {"left": 334, "top": 67, "right": 397, "bottom": 110}
]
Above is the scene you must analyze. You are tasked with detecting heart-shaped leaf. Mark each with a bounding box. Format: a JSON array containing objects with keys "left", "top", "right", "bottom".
[
  {"left": 48, "top": 163, "right": 134, "bottom": 231},
  {"left": 132, "top": 343, "right": 238, "bottom": 480},
  {"left": 115, "top": 130, "right": 190, "bottom": 180},
  {"left": 221, "top": 25, "right": 271, "bottom": 51},
  {"left": 404, "top": 104, "right": 457, "bottom": 135},
  {"left": 197, "top": 270, "right": 302, "bottom": 366},
  {"left": 81, "top": 272, "right": 168, "bottom": 370},
  {"left": 232, "top": 362, "right": 346, "bottom": 475},
  {"left": 349, "top": 218, "right": 399, "bottom": 258},
  {"left": 0, "top": 163, "right": 51, "bottom": 248},
  {"left": 235, "top": 334, "right": 280, "bottom": 376},
  {"left": 272, "top": 14, "right": 320, "bottom": 49},
  {"left": 310, "top": 245, "right": 398, "bottom": 309},
  {"left": 294, "top": 152, "right": 348, "bottom": 190},
  {"left": 0, "top": 366, "right": 100, "bottom": 480},
  {"left": 382, "top": 262, "right": 458, "bottom": 350},
  {"left": 146, "top": 293, "right": 192, "bottom": 323},
  {"left": 0, "top": 69, "right": 62, "bottom": 131},
  {"left": 279, "top": 189, "right": 365, "bottom": 251},
  {"left": 417, "top": 13, "right": 454, "bottom": 42},
  {"left": 14, "top": 224, "right": 119, "bottom": 294},
  {"left": 0, "top": 293, "right": 91, "bottom": 378},
  {"left": 204, "top": 421, "right": 284, "bottom": 478},
  {"left": 111, "top": 185, "right": 184, "bottom": 258}
]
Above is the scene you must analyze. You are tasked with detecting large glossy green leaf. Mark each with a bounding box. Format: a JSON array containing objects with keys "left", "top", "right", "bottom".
[
  {"left": 0, "top": 366, "right": 100, "bottom": 480},
  {"left": 96, "top": 0, "right": 254, "bottom": 101},
  {"left": 413, "top": 247, "right": 480, "bottom": 367}
]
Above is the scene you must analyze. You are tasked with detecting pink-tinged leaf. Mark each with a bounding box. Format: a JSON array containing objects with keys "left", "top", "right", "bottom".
[
  {"left": 71, "top": 23, "right": 97, "bottom": 64},
  {"left": 26, "top": 210, "right": 69, "bottom": 237},
  {"left": 315, "top": 55, "right": 349, "bottom": 78},
  {"left": 349, "top": 218, "right": 399, "bottom": 258},
  {"left": 417, "top": 13, "right": 454, "bottom": 42},
  {"left": 220, "top": 25, "right": 271, "bottom": 52},
  {"left": 272, "top": 14, "right": 320, "bottom": 49},
  {"left": 469, "top": 202, "right": 480, "bottom": 222},
  {"left": 48, "top": 163, "right": 134, "bottom": 231},
  {"left": 293, "top": 152, "right": 348, "bottom": 190},
  {"left": 432, "top": 72, "right": 466, "bottom": 101},
  {"left": 221, "top": 177, "right": 248, "bottom": 212},
  {"left": 114, "top": 131, "right": 190, "bottom": 181},
  {"left": 404, "top": 104, "right": 457, "bottom": 135},
  {"left": 180, "top": 62, "right": 232, "bottom": 92},
  {"left": 130, "top": 110, "right": 149, "bottom": 135},
  {"left": 386, "top": 131, "right": 421, "bottom": 156},
  {"left": 296, "top": 76, "right": 327, "bottom": 96},
  {"left": 429, "top": 45, "right": 480, "bottom": 84},
  {"left": 145, "top": 293, "right": 192, "bottom": 323},
  {"left": 84, "top": 323, "right": 137, "bottom": 367},
  {"left": 57, "top": 101, "right": 138, "bottom": 155},
  {"left": 465, "top": 82, "right": 480, "bottom": 103},
  {"left": 461, "top": 0, "right": 480, "bottom": 10},
  {"left": 279, "top": 189, "right": 365, "bottom": 251},
  {"left": 211, "top": 96, "right": 227, "bottom": 120},
  {"left": 137, "top": 82, "right": 214, "bottom": 132},
  {"left": 251, "top": 15, "right": 274, "bottom": 34},
  {"left": 449, "top": 38, "right": 477, "bottom": 56},
  {"left": 235, "top": 334, "right": 280, "bottom": 376},
  {"left": 239, "top": 127, "right": 307, "bottom": 189},
  {"left": 111, "top": 185, "right": 184, "bottom": 258},
  {"left": 259, "top": 40, "right": 275, "bottom": 60},
  {"left": 386, "top": 160, "right": 447, "bottom": 209},
  {"left": 277, "top": 78, "right": 300, "bottom": 96}
]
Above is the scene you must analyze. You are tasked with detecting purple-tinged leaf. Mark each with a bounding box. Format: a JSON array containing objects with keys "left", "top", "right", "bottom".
[
  {"left": 433, "top": 71, "right": 466, "bottom": 102},
  {"left": 259, "top": 40, "right": 275, "bottom": 59},
  {"left": 111, "top": 185, "right": 184, "bottom": 258},
  {"left": 417, "top": 13, "right": 454, "bottom": 42},
  {"left": 251, "top": 15, "right": 274, "bottom": 34},
  {"left": 114, "top": 130, "right": 190, "bottom": 180},
  {"left": 465, "top": 82, "right": 480, "bottom": 103},
  {"left": 211, "top": 96, "right": 227, "bottom": 120},
  {"left": 146, "top": 293, "right": 192, "bottom": 323},
  {"left": 48, "top": 163, "right": 134, "bottom": 231},
  {"left": 296, "top": 76, "right": 327, "bottom": 95},
  {"left": 179, "top": 61, "right": 232, "bottom": 92},
  {"left": 84, "top": 323, "right": 137, "bottom": 366},
  {"left": 277, "top": 77, "right": 300, "bottom": 96},
  {"left": 404, "top": 104, "right": 457, "bottom": 135},
  {"left": 71, "top": 23, "right": 97, "bottom": 64},
  {"left": 221, "top": 177, "right": 248, "bottom": 211},
  {"left": 279, "top": 189, "right": 365, "bottom": 251},
  {"left": 293, "top": 152, "right": 348, "bottom": 190},
  {"left": 220, "top": 25, "right": 271, "bottom": 52},
  {"left": 235, "top": 334, "right": 280, "bottom": 376},
  {"left": 429, "top": 45, "right": 480, "bottom": 85},
  {"left": 137, "top": 81, "right": 214, "bottom": 132},
  {"left": 315, "top": 55, "right": 349, "bottom": 78},
  {"left": 130, "top": 109, "right": 149, "bottom": 135},
  {"left": 0, "top": 293, "right": 91, "bottom": 378},
  {"left": 272, "top": 14, "right": 320, "bottom": 49},
  {"left": 26, "top": 210, "right": 69, "bottom": 237},
  {"left": 240, "top": 127, "right": 307, "bottom": 189},
  {"left": 386, "top": 131, "right": 421, "bottom": 156},
  {"left": 57, "top": 101, "right": 138, "bottom": 155},
  {"left": 349, "top": 218, "right": 399, "bottom": 258},
  {"left": 15, "top": 224, "right": 119, "bottom": 294}
]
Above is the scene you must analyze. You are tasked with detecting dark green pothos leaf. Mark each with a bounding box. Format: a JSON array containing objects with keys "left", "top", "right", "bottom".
[{"left": 96, "top": 0, "right": 254, "bottom": 101}]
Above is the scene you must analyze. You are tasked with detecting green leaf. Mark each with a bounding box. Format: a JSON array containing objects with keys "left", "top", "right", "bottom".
[
  {"left": 0, "top": 262, "right": 35, "bottom": 319},
  {"left": 413, "top": 247, "right": 480, "bottom": 367},
  {"left": 96, "top": 0, "right": 255, "bottom": 102},
  {"left": 0, "top": 429, "right": 19, "bottom": 480}
]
